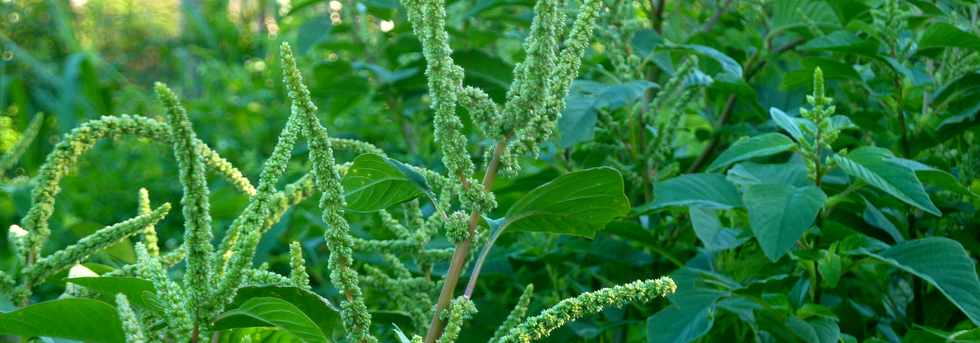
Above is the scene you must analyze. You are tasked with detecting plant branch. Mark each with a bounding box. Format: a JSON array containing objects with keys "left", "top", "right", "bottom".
[{"left": 424, "top": 138, "right": 509, "bottom": 343}]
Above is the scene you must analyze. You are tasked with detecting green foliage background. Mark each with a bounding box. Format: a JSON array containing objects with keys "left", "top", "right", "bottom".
[{"left": 1, "top": 0, "right": 979, "bottom": 342}]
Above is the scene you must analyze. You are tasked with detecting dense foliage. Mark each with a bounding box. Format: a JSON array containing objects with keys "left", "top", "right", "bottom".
[{"left": 1, "top": 0, "right": 979, "bottom": 342}]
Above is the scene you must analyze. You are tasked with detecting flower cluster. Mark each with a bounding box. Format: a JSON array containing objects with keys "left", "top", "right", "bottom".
[{"left": 498, "top": 277, "right": 677, "bottom": 343}]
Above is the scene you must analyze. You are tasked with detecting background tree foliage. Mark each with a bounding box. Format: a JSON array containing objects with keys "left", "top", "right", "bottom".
[{"left": 1, "top": 0, "right": 979, "bottom": 342}]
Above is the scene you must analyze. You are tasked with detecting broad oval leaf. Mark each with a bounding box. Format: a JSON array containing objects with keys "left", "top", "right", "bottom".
[
  {"left": 706, "top": 133, "right": 796, "bottom": 172},
  {"left": 224, "top": 286, "right": 342, "bottom": 337},
  {"left": 857, "top": 237, "right": 980, "bottom": 326},
  {"left": 503, "top": 167, "right": 630, "bottom": 238},
  {"left": 342, "top": 153, "right": 423, "bottom": 212},
  {"left": 213, "top": 297, "right": 328, "bottom": 343},
  {"left": 918, "top": 23, "right": 980, "bottom": 53},
  {"left": 799, "top": 30, "right": 879, "bottom": 56},
  {"left": 647, "top": 288, "right": 725, "bottom": 343},
  {"left": 0, "top": 298, "right": 124, "bottom": 343},
  {"left": 67, "top": 276, "right": 156, "bottom": 309},
  {"left": 831, "top": 147, "right": 940, "bottom": 216},
  {"left": 649, "top": 173, "right": 742, "bottom": 210},
  {"left": 744, "top": 183, "right": 827, "bottom": 261}
]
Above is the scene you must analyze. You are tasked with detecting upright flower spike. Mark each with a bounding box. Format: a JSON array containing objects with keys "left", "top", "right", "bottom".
[
  {"left": 212, "top": 81, "right": 304, "bottom": 312},
  {"left": 512, "top": 0, "right": 601, "bottom": 157},
  {"left": 154, "top": 82, "right": 214, "bottom": 324},
  {"left": 798, "top": 67, "right": 839, "bottom": 182},
  {"left": 401, "top": 0, "right": 473, "bottom": 180},
  {"left": 281, "top": 42, "right": 376, "bottom": 343},
  {"left": 437, "top": 297, "right": 478, "bottom": 343},
  {"left": 503, "top": 0, "right": 562, "bottom": 139},
  {"left": 498, "top": 277, "right": 676, "bottom": 343},
  {"left": 137, "top": 188, "right": 160, "bottom": 257},
  {"left": 289, "top": 241, "right": 311, "bottom": 290},
  {"left": 115, "top": 294, "right": 148, "bottom": 343},
  {"left": 135, "top": 243, "right": 193, "bottom": 342},
  {"left": 489, "top": 284, "right": 535, "bottom": 343},
  {"left": 24, "top": 203, "right": 171, "bottom": 285}
]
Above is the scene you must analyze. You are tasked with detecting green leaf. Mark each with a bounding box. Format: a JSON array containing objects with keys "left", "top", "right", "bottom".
[
  {"left": 889, "top": 158, "right": 978, "bottom": 198},
  {"left": 861, "top": 198, "right": 903, "bottom": 243},
  {"left": 799, "top": 30, "right": 879, "bottom": 56},
  {"left": 558, "top": 80, "right": 657, "bottom": 147},
  {"left": 0, "top": 298, "right": 124, "bottom": 343},
  {"left": 650, "top": 173, "right": 742, "bottom": 210},
  {"left": 67, "top": 276, "right": 155, "bottom": 309},
  {"left": 646, "top": 289, "right": 724, "bottom": 343},
  {"left": 689, "top": 207, "right": 744, "bottom": 251},
  {"left": 744, "top": 183, "right": 827, "bottom": 261},
  {"left": 661, "top": 44, "right": 742, "bottom": 79},
  {"left": 817, "top": 250, "right": 842, "bottom": 288},
  {"left": 227, "top": 286, "right": 342, "bottom": 337},
  {"left": 342, "top": 153, "right": 423, "bottom": 212},
  {"left": 918, "top": 22, "right": 980, "bottom": 53},
  {"left": 706, "top": 133, "right": 796, "bottom": 172},
  {"left": 831, "top": 147, "right": 941, "bottom": 216},
  {"left": 502, "top": 167, "right": 629, "bottom": 238},
  {"left": 727, "top": 155, "right": 811, "bottom": 187},
  {"left": 769, "top": 108, "right": 812, "bottom": 142},
  {"left": 213, "top": 297, "right": 328, "bottom": 343},
  {"left": 857, "top": 237, "right": 980, "bottom": 326}
]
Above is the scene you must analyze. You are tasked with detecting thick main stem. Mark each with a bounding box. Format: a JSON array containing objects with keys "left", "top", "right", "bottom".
[{"left": 424, "top": 139, "right": 507, "bottom": 343}]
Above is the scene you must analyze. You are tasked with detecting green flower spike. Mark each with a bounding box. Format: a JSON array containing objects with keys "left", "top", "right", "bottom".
[
  {"left": 402, "top": 0, "right": 474, "bottom": 181},
  {"left": 115, "top": 293, "right": 148, "bottom": 343},
  {"left": 281, "top": 42, "right": 376, "bottom": 343},
  {"left": 155, "top": 82, "right": 214, "bottom": 323},
  {"left": 437, "top": 296, "right": 478, "bottom": 343},
  {"left": 137, "top": 188, "right": 160, "bottom": 257},
  {"left": 289, "top": 241, "right": 311, "bottom": 290},
  {"left": 24, "top": 203, "right": 171, "bottom": 285},
  {"left": 499, "top": 276, "right": 676, "bottom": 343},
  {"left": 489, "top": 284, "right": 534, "bottom": 343},
  {"left": 135, "top": 243, "right": 193, "bottom": 342}
]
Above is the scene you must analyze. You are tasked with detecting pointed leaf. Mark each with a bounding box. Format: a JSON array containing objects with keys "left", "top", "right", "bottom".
[
  {"left": 504, "top": 167, "right": 630, "bottom": 238},
  {"left": 744, "top": 183, "right": 827, "bottom": 261},
  {"left": 342, "top": 153, "right": 423, "bottom": 212},
  {"left": 707, "top": 133, "right": 796, "bottom": 171},
  {"left": 213, "top": 297, "right": 328, "bottom": 343},
  {"left": 918, "top": 23, "right": 980, "bottom": 53},
  {"left": 67, "top": 276, "right": 156, "bottom": 309},
  {"left": 228, "top": 286, "right": 342, "bottom": 336},
  {"left": 857, "top": 238, "right": 980, "bottom": 326},
  {"left": 831, "top": 147, "right": 940, "bottom": 215},
  {"left": 0, "top": 298, "right": 124, "bottom": 343},
  {"left": 650, "top": 174, "right": 742, "bottom": 210},
  {"left": 689, "top": 207, "right": 744, "bottom": 251}
]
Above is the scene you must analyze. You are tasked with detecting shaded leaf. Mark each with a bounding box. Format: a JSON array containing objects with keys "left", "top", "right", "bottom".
[
  {"left": 503, "top": 167, "right": 630, "bottom": 238},
  {"left": 706, "top": 133, "right": 796, "bottom": 172},
  {"left": 857, "top": 238, "right": 980, "bottom": 326},
  {"left": 831, "top": 147, "right": 940, "bottom": 216},
  {"left": 650, "top": 174, "right": 742, "bottom": 210},
  {"left": 744, "top": 183, "right": 827, "bottom": 261},
  {"left": 0, "top": 298, "right": 124, "bottom": 343},
  {"left": 342, "top": 153, "right": 423, "bottom": 212},
  {"left": 213, "top": 297, "right": 328, "bottom": 343}
]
